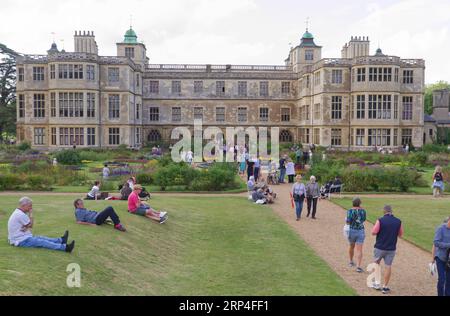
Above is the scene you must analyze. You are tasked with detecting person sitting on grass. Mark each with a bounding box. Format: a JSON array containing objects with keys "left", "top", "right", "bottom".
[
  {"left": 8, "top": 197, "right": 75, "bottom": 253},
  {"left": 252, "top": 188, "right": 268, "bottom": 204},
  {"left": 106, "top": 182, "right": 133, "bottom": 201},
  {"left": 86, "top": 181, "right": 100, "bottom": 200},
  {"left": 247, "top": 176, "right": 256, "bottom": 192},
  {"left": 128, "top": 184, "right": 168, "bottom": 224},
  {"left": 74, "top": 199, "right": 126, "bottom": 232}
]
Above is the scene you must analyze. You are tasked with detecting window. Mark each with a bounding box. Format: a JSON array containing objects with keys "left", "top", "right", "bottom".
[
  {"left": 369, "top": 67, "right": 378, "bottom": 82},
  {"left": 34, "top": 128, "right": 45, "bottom": 145},
  {"left": 172, "top": 81, "right": 181, "bottom": 95},
  {"left": 216, "top": 81, "right": 225, "bottom": 96},
  {"left": 149, "top": 81, "right": 159, "bottom": 94},
  {"left": 18, "top": 68, "right": 24, "bottom": 81},
  {"left": 394, "top": 129, "right": 398, "bottom": 146},
  {"left": 356, "top": 95, "right": 365, "bottom": 119},
  {"left": 382, "top": 95, "right": 392, "bottom": 119},
  {"left": 394, "top": 68, "right": 399, "bottom": 82},
  {"left": 306, "top": 128, "right": 310, "bottom": 143},
  {"left": 305, "top": 50, "right": 314, "bottom": 61},
  {"left": 51, "top": 128, "right": 57, "bottom": 145},
  {"left": 306, "top": 75, "right": 310, "bottom": 88},
  {"left": 383, "top": 68, "right": 392, "bottom": 82},
  {"left": 50, "top": 93, "right": 56, "bottom": 117},
  {"left": 87, "top": 93, "right": 95, "bottom": 118},
  {"left": 109, "top": 128, "right": 120, "bottom": 145},
  {"left": 314, "top": 104, "right": 321, "bottom": 120},
  {"left": 314, "top": 128, "right": 320, "bottom": 145},
  {"left": 108, "top": 95, "right": 120, "bottom": 119},
  {"left": 306, "top": 105, "right": 310, "bottom": 120},
  {"left": 357, "top": 68, "right": 366, "bottom": 82},
  {"left": 332, "top": 70, "right": 343, "bottom": 84},
  {"left": 368, "top": 67, "right": 391, "bottom": 82},
  {"left": 33, "top": 94, "right": 45, "bottom": 118},
  {"left": 59, "top": 128, "right": 68, "bottom": 146},
  {"left": 57, "top": 64, "right": 83, "bottom": 79},
  {"left": 281, "top": 82, "right": 290, "bottom": 94},
  {"left": 331, "top": 96, "right": 342, "bottom": 120},
  {"left": 125, "top": 47, "right": 135, "bottom": 58},
  {"left": 87, "top": 128, "right": 96, "bottom": 146},
  {"left": 194, "top": 107, "right": 203, "bottom": 121},
  {"left": 58, "top": 92, "right": 84, "bottom": 118},
  {"left": 136, "top": 127, "right": 141, "bottom": 145},
  {"left": 136, "top": 74, "right": 140, "bottom": 88},
  {"left": 18, "top": 94, "right": 24, "bottom": 118},
  {"left": 281, "top": 108, "right": 291, "bottom": 122},
  {"left": 382, "top": 129, "right": 391, "bottom": 146},
  {"left": 33, "top": 67, "right": 44, "bottom": 81},
  {"left": 394, "top": 95, "right": 399, "bottom": 119},
  {"left": 331, "top": 129, "right": 342, "bottom": 146},
  {"left": 108, "top": 68, "right": 119, "bottom": 83},
  {"left": 402, "top": 96, "right": 413, "bottom": 120},
  {"left": 238, "top": 81, "right": 247, "bottom": 97},
  {"left": 403, "top": 70, "right": 414, "bottom": 84},
  {"left": 136, "top": 103, "right": 140, "bottom": 120},
  {"left": 237, "top": 107, "right": 247, "bottom": 122},
  {"left": 194, "top": 81, "right": 203, "bottom": 94},
  {"left": 149, "top": 107, "right": 159, "bottom": 122},
  {"left": 368, "top": 129, "right": 377, "bottom": 146},
  {"left": 314, "top": 72, "right": 321, "bottom": 85},
  {"left": 50, "top": 65, "right": 56, "bottom": 79},
  {"left": 368, "top": 129, "right": 391, "bottom": 146},
  {"left": 429, "top": 129, "right": 434, "bottom": 137},
  {"left": 356, "top": 129, "right": 365, "bottom": 146},
  {"left": 59, "top": 128, "right": 83, "bottom": 146},
  {"left": 259, "top": 107, "right": 269, "bottom": 122},
  {"left": 172, "top": 107, "right": 181, "bottom": 122},
  {"left": 87, "top": 65, "right": 95, "bottom": 80},
  {"left": 260, "top": 81, "right": 269, "bottom": 97},
  {"left": 280, "top": 130, "right": 293, "bottom": 143},
  {"left": 216, "top": 107, "right": 225, "bottom": 122},
  {"left": 148, "top": 130, "right": 161, "bottom": 142},
  {"left": 368, "top": 95, "right": 391, "bottom": 120},
  {"left": 401, "top": 129, "right": 412, "bottom": 146}
]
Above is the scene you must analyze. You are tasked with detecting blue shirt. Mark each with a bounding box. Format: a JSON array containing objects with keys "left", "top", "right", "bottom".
[
  {"left": 254, "top": 159, "right": 260, "bottom": 168},
  {"left": 434, "top": 224, "right": 450, "bottom": 262},
  {"left": 75, "top": 208, "right": 98, "bottom": 224}
]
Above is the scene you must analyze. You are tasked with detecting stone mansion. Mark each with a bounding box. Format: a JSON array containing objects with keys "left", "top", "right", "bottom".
[{"left": 16, "top": 27, "right": 426, "bottom": 150}]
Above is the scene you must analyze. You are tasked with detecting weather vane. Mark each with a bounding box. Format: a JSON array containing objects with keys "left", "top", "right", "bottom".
[
  {"left": 306, "top": 17, "right": 310, "bottom": 31},
  {"left": 51, "top": 32, "right": 56, "bottom": 43}
]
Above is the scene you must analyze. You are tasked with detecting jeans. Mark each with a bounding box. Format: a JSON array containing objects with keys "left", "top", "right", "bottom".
[
  {"left": 254, "top": 167, "right": 260, "bottom": 182},
  {"left": 95, "top": 206, "right": 121, "bottom": 226},
  {"left": 18, "top": 236, "right": 65, "bottom": 251},
  {"left": 279, "top": 169, "right": 286, "bottom": 183},
  {"left": 436, "top": 257, "right": 450, "bottom": 296},
  {"left": 294, "top": 198, "right": 304, "bottom": 219},
  {"left": 306, "top": 197, "right": 318, "bottom": 218}
]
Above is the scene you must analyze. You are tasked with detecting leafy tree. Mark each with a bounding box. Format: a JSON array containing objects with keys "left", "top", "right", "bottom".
[{"left": 424, "top": 81, "right": 450, "bottom": 115}]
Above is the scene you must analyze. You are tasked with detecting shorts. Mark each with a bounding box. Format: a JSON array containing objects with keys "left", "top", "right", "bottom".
[
  {"left": 129, "top": 205, "right": 150, "bottom": 216},
  {"left": 374, "top": 248, "right": 396, "bottom": 266},
  {"left": 348, "top": 229, "right": 365, "bottom": 244}
]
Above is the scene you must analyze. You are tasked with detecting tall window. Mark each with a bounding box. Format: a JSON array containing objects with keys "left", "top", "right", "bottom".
[
  {"left": 136, "top": 103, "right": 140, "bottom": 120},
  {"left": 314, "top": 104, "right": 321, "bottom": 120},
  {"left": 357, "top": 68, "right": 366, "bottom": 82},
  {"left": 403, "top": 70, "right": 414, "bottom": 84},
  {"left": 33, "top": 67, "right": 44, "bottom": 81},
  {"left": 356, "top": 129, "right": 365, "bottom": 146},
  {"left": 59, "top": 92, "right": 84, "bottom": 117},
  {"left": 238, "top": 81, "right": 247, "bottom": 97},
  {"left": 68, "top": 128, "right": 84, "bottom": 146},
  {"left": 305, "top": 50, "right": 314, "bottom": 61},
  {"left": 109, "top": 128, "right": 120, "bottom": 145},
  {"left": 50, "top": 93, "right": 56, "bottom": 117},
  {"left": 394, "top": 68, "right": 399, "bottom": 82},
  {"left": 383, "top": 68, "right": 392, "bottom": 82},
  {"left": 149, "top": 81, "right": 159, "bottom": 94},
  {"left": 33, "top": 94, "right": 45, "bottom": 118},
  {"left": 172, "top": 81, "right": 181, "bottom": 95},
  {"left": 136, "top": 74, "right": 140, "bottom": 88},
  {"left": 58, "top": 64, "right": 83, "bottom": 79},
  {"left": 314, "top": 128, "right": 320, "bottom": 145},
  {"left": 149, "top": 107, "right": 159, "bottom": 121},
  {"left": 356, "top": 95, "right": 365, "bottom": 119},
  {"left": 51, "top": 128, "right": 57, "bottom": 145},
  {"left": 86, "top": 65, "right": 95, "bottom": 80},
  {"left": 314, "top": 72, "right": 321, "bottom": 85},
  {"left": 216, "top": 107, "right": 225, "bottom": 122},
  {"left": 125, "top": 47, "right": 135, "bottom": 58},
  {"left": 87, "top": 128, "right": 96, "bottom": 146},
  {"left": 394, "top": 95, "right": 399, "bottom": 119},
  {"left": 331, "top": 96, "right": 342, "bottom": 120},
  {"left": 382, "top": 95, "right": 392, "bottom": 119},
  {"left": 369, "top": 67, "right": 378, "bottom": 82},
  {"left": 260, "top": 81, "right": 269, "bottom": 97},
  {"left": 135, "top": 127, "right": 141, "bottom": 145},
  {"left": 86, "top": 93, "right": 95, "bottom": 118},
  {"left": 172, "top": 107, "right": 181, "bottom": 122},
  {"left": 50, "top": 65, "right": 56, "bottom": 79},
  {"left": 108, "top": 95, "right": 120, "bottom": 119},
  {"left": 401, "top": 129, "right": 412, "bottom": 146},
  {"left": 18, "top": 68, "right": 24, "bottom": 81},
  {"left": 259, "top": 107, "right": 269, "bottom": 122},
  {"left": 237, "top": 107, "right": 247, "bottom": 122},
  {"left": 34, "top": 128, "right": 45, "bottom": 145},
  {"left": 306, "top": 105, "right": 310, "bottom": 120},
  {"left": 216, "top": 81, "right": 225, "bottom": 96},
  {"left": 368, "top": 95, "right": 391, "bottom": 120},
  {"left": 194, "top": 81, "right": 203, "bottom": 94},
  {"left": 281, "top": 108, "right": 291, "bottom": 122},
  {"left": 281, "top": 82, "right": 290, "bottom": 94},
  {"left": 18, "top": 94, "right": 24, "bottom": 118},
  {"left": 331, "top": 129, "right": 342, "bottom": 146},
  {"left": 194, "top": 107, "right": 203, "bottom": 120},
  {"left": 332, "top": 70, "right": 343, "bottom": 84},
  {"left": 394, "top": 129, "right": 398, "bottom": 146},
  {"left": 402, "top": 96, "right": 413, "bottom": 120},
  {"left": 108, "top": 68, "right": 119, "bottom": 83},
  {"left": 382, "top": 129, "right": 391, "bottom": 146}
]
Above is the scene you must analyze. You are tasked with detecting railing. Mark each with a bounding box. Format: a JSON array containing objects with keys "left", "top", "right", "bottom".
[
  {"left": 146, "top": 64, "right": 292, "bottom": 72},
  {"left": 400, "top": 59, "right": 425, "bottom": 67}
]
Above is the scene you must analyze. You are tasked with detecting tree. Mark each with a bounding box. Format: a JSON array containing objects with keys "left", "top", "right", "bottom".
[{"left": 424, "top": 81, "right": 450, "bottom": 115}]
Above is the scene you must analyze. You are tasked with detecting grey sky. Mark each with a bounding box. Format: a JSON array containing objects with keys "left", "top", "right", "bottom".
[{"left": 1, "top": 0, "right": 449, "bottom": 83}]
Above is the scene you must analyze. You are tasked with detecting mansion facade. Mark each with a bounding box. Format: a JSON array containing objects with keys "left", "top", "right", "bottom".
[{"left": 16, "top": 28, "right": 426, "bottom": 150}]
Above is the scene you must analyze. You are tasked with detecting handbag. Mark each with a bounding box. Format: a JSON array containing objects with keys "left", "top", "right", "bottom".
[{"left": 343, "top": 224, "right": 350, "bottom": 238}]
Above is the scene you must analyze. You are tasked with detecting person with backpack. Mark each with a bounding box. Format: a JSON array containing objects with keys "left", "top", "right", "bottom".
[
  {"left": 432, "top": 166, "right": 445, "bottom": 198},
  {"left": 346, "top": 197, "right": 367, "bottom": 273},
  {"left": 433, "top": 216, "right": 450, "bottom": 296}
]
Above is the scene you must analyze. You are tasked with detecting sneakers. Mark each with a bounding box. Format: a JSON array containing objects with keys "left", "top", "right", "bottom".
[
  {"left": 356, "top": 267, "right": 364, "bottom": 273},
  {"left": 382, "top": 287, "right": 391, "bottom": 294},
  {"left": 348, "top": 261, "right": 356, "bottom": 268},
  {"left": 65, "top": 240, "right": 75, "bottom": 253},
  {"left": 114, "top": 224, "right": 126, "bottom": 232},
  {"left": 61, "top": 230, "right": 69, "bottom": 244},
  {"left": 159, "top": 215, "right": 168, "bottom": 224},
  {"left": 160, "top": 211, "right": 167, "bottom": 218},
  {"left": 371, "top": 283, "right": 381, "bottom": 290}
]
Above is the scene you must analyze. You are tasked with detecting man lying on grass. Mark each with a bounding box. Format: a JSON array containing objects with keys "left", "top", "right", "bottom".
[
  {"left": 8, "top": 197, "right": 75, "bottom": 253},
  {"left": 74, "top": 199, "right": 126, "bottom": 232},
  {"left": 128, "top": 184, "right": 168, "bottom": 224}
]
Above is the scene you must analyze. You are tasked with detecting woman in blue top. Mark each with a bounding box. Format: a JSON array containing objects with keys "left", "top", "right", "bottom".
[
  {"left": 346, "top": 197, "right": 367, "bottom": 273},
  {"left": 292, "top": 175, "right": 306, "bottom": 221},
  {"left": 433, "top": 217, "right": 450, "bottom": 296}
]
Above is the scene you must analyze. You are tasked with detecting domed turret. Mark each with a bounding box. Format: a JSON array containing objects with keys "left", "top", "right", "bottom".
[
  {"left": 124, "top": 28, "right": 138, "bottom": 44},
  {"left": 299, "top": 29, "right": 320, "bottom": 48},
  {"left": 47, "top": 42, "right": 59, "bottom": 54}
]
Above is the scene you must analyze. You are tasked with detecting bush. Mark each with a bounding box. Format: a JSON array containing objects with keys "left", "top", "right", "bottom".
[
  {"left": 422, "top": 144, "right": 449, "bottom": 153},
  {"left": 55, "top": 150, "right": 81, "bottom": 165},
  {"left": 17, "top": 142, "right": 31, "bottom": 151},
  {"left": 0, "top": 173, "right": 25, "bottom": 190},
  {"left": 407, "top": 152, "right": 429, "bottom": 167},
  {"left": 27, "top": 175, "right": 51, "bottom": 190},
  {"left": 136, "top": 173, "right": 153, "bottom": 185}
]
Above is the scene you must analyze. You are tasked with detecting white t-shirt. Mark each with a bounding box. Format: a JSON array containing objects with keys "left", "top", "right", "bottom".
[
  {"left": 286, "top": 162, "right": 296, "bottom": 175},
  {"left": 88, "top": 185, "right": 100, "bottom": 198},
  {"left": 102, "top": 167, "right": 110, "bottom": 178},
  {"left": 8, "top": 209, "right": 32, "bottom": 246},
  {"left": 127, "top": 180, "right": 134, "bottom": 191}
]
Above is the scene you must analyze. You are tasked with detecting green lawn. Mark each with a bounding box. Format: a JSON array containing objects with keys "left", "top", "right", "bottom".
[
  {"left": 0, "top": 195, "right": 355, "bottom": 296},
  {"left": 333, "top": 197, "right": 449, "bottom": 252}
]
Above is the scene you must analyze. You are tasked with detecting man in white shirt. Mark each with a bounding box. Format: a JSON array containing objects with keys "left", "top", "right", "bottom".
[
  {"left": 7, "top": 197, "right": 75, "bottom": 253},
  {"left": 103, "top": 164, "right": 110, "bottom": 179}
]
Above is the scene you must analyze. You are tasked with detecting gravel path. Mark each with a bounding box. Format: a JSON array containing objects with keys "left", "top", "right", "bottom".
[{"left": 269, "top": 183, "right": 437, "bottom": 296}]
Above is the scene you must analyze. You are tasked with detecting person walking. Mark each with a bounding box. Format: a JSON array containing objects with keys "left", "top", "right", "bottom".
[
  {"left": 371, "top": 205, "right": 404, "bottom": 294},
  {"left": 295, "top": 147, "right": 303, "bottom": 164},
  {"left": 346, "top": 197, "right": 367, "bottom": 273},
  {"left": 305, "top": 176, "right": 320, "bottom": 219},
  {"left": 433, "top": 217, "right": 450, "bottom": 296},
  {"left": 432, "top": 166, "right": 445, "bottom": 198},
  {"left": 102, "top": 164, "right": 110, "bottom": 179},
  {"left": 286, "top": 159, "right": 296, "bottom": 183},
  {"left": 292, "top": 175, "right": 306, "bottom": 221},
  {"left": 279, "top": 155, "right": 287, "bottom": 184},
  {"left": 254, "top": 157, "right": 261, "bottom": 182}
]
